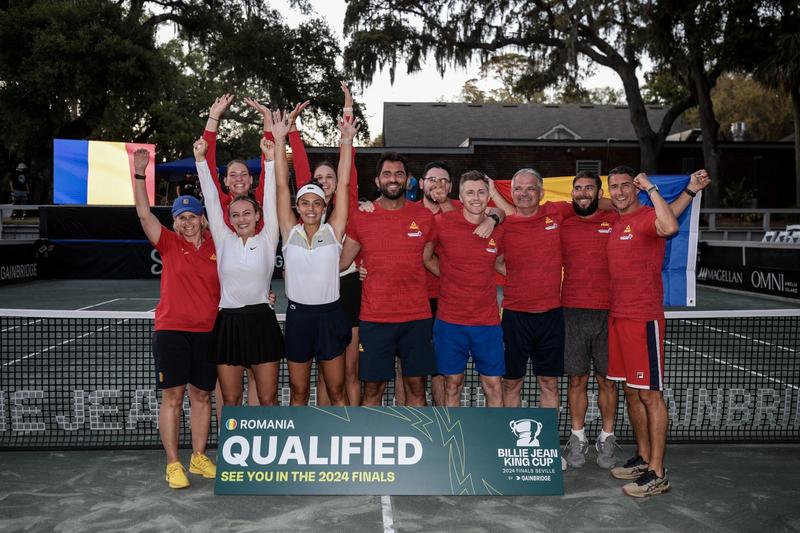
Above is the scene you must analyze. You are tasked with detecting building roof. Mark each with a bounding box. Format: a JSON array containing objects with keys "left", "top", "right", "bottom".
[{"left": 383, "top": 102, "right": 689, "bottom": 147}]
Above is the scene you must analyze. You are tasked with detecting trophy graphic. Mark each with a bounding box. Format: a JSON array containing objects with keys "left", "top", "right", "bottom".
[{"left": 509, "top": 418, "right": 543, "bottom": 447}]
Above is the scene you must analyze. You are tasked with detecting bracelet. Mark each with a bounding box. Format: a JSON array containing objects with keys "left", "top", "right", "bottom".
[
  {"left": 487, "top": 213, "right": 501, "bottom": 225},
  {"left": 684, "top": 187, "right": 697, "bottom": 197},
  {"left": 134, "top": 173, "right": 146, "bottom": 181},
  {"left": 646, "top": 184, "right": 660, "bottom": 195},
  {"left": 340, "top": 139, "right": 352, "bottom": 145},
  {"left": 343, "top": 107, "right": 353, "bottom": 112},
  {"left": 208, "top": 116, "right": 219, "bottom": 122}
]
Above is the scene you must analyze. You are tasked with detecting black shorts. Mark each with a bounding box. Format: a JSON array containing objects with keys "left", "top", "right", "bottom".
[
  {"left": 563, "top": 307, "right": 609, "bottom": 376},
  {"left": 285, "top": 300, "right": 352, "bottom": 363},
  {"left": 501, "top": 307, "right": 565, "bottom": 379},
  {"left": 152, "top": 330, "right": 216, "bottom": 391},
  {"left": 359, "top": 319, "right": 437, "bottom": 382},
  {"left": 210, "top": 304, "right": 284, "bottom": 366},
  {"left": 339, "top": 271, "right": 362, "bottom": 328}
]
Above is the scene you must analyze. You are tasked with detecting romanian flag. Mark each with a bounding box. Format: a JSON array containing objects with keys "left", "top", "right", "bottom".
[
  {"left": 493, "top": 175, "right": 699, "bottom": 307},
  {"left": 54, "top": 139, "right": 156, "bottom": 205}
]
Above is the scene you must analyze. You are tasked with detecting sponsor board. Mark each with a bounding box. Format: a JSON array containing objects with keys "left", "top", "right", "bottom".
[{"left": 214, "top": 406, "right": 564, "bottom": 496}]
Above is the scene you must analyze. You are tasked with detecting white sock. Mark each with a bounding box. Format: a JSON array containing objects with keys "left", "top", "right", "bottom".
[
  {"left": 598, "top": 430, "right": 614, "bottom": 442},
  {"left": 571, "top": 427, "right": 586, "bottom": 441}
]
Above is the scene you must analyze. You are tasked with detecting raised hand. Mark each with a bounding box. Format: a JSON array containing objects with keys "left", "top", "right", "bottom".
[
  {"left": 260, "top": 138, "right": 275, "bottom": 161},
  {"left": 341, "top": 81, "right": 353, "bottom": 116},
  {"left": 209, "top": 94, "right": 234, "bottom": 120},
  {"left": 689, "top": 169, "right": 711, "bottom": 192},
  {"left": 244, "top": 97, "right": 272, "bottom": 131},
  {"left": 429, "top": 183, "right": 448, "bottom": 203},
  {"left": 270, "top": 109, "right": 292, "bottom": 139},
  {"left": 338, "top": 115, "right": 361, "bottom": 142},
  {"left": 193, "top": 138, "right": 208, "bottom": 161},
  {"left": 288, "top": 100, "right": 311, "bottom": 129},
  {"left": 633, "top": 172, "right": 653, "bottom": 192},
  {"left": 133, "top": 148, "right": 150, "bottom": 174}
]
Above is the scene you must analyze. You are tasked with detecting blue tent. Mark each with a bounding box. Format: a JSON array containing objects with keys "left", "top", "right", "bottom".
[{"left": 157, "top": 157, "right": 262, "bottom": 181}]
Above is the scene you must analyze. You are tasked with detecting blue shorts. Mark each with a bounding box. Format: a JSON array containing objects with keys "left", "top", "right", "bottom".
[
  {"left": 359, "top": 319, "right": 437, "bottom": 381},
  {"left": 285, "top": 300, "right": 352, "bottom": 363},
  {"left": 433, "top": 319, "right": 505, "bottom": 376},
  {"left": 501, "top": 307, "right": 565, "bottom": 379}
]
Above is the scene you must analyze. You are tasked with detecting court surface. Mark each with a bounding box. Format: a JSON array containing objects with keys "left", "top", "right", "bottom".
[{"left": 1, "top": 280, "right": 798, "bottom": 532}]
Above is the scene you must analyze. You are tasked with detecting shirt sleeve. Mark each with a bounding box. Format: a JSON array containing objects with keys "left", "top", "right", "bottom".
[
  {"left": 345, "top": 212, "right": 361, "bottom": 244},
  {"left": 642, "top": 208, "right": 660, "bottom": 238},
  {"left": 289, "top": 131, "right": 311, "bottom": 186},
  {"left": 154, "top": 226, "right": 176, "bottom": 255},
  {"left": 425, "top": 211, "right": 438, "bottom": 243},
  {"left": 196, "top": 159, "right": 232, "bottom": 241},
  {"left": 549, "top": 200, "right": 576, "bottom": 220},
  {"left": 260, "top": 160, "right": 280, "bottom": 249},
  {"left": 202, "top": 129, "right": 221, "bottom": 190}
]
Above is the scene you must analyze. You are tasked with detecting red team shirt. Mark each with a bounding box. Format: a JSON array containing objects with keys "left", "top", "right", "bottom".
[
  {"left": 346, "top": 201, "right": 436, "bottom": 323},
  {"left": 435, "top": 210, "right": 504, "bottom": 326},
  {"left": 502, "top": 201, "right": 574, "bottom": 313},
  {"left": 154, "top": 229, "right": 220, "bottom": 332},
  {"left": 426, "top": 199, "right": 463, "bottom": 298},
  {"left": 560, "top": 209, "right": 617, "bottom": 309},
  {"left": 607, "top": 206, "right": 666, "bottom": 321}
]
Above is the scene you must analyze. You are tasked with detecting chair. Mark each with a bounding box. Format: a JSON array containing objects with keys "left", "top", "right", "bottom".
[
  {"left": 761, "top": 230, "right": 777, "bottom": 243},
  {"left": 775, "top": 231, "right": 790, "bottom": 243}
]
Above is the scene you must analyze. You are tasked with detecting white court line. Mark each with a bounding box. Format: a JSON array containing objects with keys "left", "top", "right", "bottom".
[
  {"left": 1, "top": 321, "right": 123, "bottom": 368},
  {"left": 666, "top": 340, "right": 799, "bottom": 391},
  {"left": 680, "top": 319, "right": 796, "bottom": 354},
  {"left": 381, "top": 495, "right": 395, "bottom": 533},
  {"left": 77, "top": 298, "right": 122, "bottom": 310}
]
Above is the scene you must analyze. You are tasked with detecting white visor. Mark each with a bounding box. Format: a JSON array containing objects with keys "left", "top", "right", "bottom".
[{"left": 296, "top": 184, "right": 326, "bottom": 202}]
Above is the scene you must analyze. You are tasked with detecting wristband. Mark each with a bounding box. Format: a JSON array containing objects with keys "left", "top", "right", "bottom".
[
  {"left": 343, "top": 107, "right": 353, "bottom": 112},
  {"left": 683, "top": 187, "right": 697, "bottom": 197},
  {"left": 487, "top": 213, "right": 501, "bottom": 225},
  {"left": 340, "top": 139, "right": 352, "bottom": 145},
  {"left": 134, "top": 173, "right": 146, "bottom": 181},
  {"left": 208, "top": 116, "right": 219, "bottom": 122},
  {"left": 646, "top": 184, "right": 660, "bottom": 195}
]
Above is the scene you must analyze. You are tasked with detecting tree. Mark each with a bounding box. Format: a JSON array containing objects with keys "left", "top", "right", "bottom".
[
  {"left": 683, "top": 74, "right": 793, "bottom": 142},
  {"left": 0, "top": 0, "right": 362, "bottom": 201},
  {"left": 343, "top": 0, "right": 697, "bottom": 175},
  {"left": 754, "top": 3, "right": 800, "bottom": 206}
]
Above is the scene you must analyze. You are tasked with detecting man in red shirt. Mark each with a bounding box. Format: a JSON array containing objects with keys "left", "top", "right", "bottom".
[
  {"left": 492, "top": 168, "right": 575, "bottom": 409},
  {"left": 423, "top": 171, "right": 505, "bottom": 407},
  {"left": 605, "top": 166, "right": 678, "bottom": 498},
  {"left": 562, "top": 169, "right": 711, "bottom": 471},
  {"left": 340, "top": 152, "right": 437, "bottom": 407}
]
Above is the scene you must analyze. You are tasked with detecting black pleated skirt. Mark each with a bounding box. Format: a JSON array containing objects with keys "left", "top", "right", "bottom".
[{"left": 210, "top": 304, "right": 284, "bottom": 366}]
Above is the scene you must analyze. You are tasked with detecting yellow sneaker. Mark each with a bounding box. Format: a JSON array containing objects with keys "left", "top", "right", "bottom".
[
  {"left": 166, "top": 462, "right": 189, "bottom": 489},
  {"left": 188, "top": 453, "right": 216, "bottom": 478}
]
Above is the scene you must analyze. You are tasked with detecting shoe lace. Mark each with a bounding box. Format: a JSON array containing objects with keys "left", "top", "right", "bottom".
[
  {"left": 193, "top": 454, "right": 211, "bottom": 468},
  {"left": 167, "top": 463, "right": 184, "bottom": 475},
  {"left": 636, "top": 470, "right": 657, "bottom": 486},
  {"left": 624, "top": 455, "right": 644, "bottom": 468}
]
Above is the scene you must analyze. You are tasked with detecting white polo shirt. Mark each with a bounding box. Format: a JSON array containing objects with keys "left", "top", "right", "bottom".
[
  {"left": 282, "top": 223, "right": 341, "bottom": 305},
  {"left": 196, "top": 160, "right": 279, "bottom": 309}
]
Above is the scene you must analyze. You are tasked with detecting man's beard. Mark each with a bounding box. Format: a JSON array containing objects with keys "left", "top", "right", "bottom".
[
  {"left": 380, "top": 182, "right": 406, "bottom": 200},
  {"left": 572, "top": 195, "right": 599, "bottom": 216}
]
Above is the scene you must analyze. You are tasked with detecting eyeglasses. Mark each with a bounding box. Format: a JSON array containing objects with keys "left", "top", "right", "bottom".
[{"left": 425, "top": 177, "right": 450, "bottom": 184}]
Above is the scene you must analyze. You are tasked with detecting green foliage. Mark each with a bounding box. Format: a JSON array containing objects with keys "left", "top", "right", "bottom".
[{"left": 0, "top": 0, "right": 363, "bottom": 189}]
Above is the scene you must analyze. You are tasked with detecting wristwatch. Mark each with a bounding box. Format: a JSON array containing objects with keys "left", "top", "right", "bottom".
[
  {"left": 487, "top": 213, "right": 501, "bottom": 225},
  {"left": 646, "top": 184, "right": 660, "bottom": 195},
  {"left": 684, "top": 188, "right": 697, "bottom": 197},
  {"left": 134, "top": 173, "right": 146, "bottom": 181}
]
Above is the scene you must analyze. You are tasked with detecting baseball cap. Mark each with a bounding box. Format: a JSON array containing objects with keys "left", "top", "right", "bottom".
[
  {"left": 16, "top": 163, "right": 28, "bottom": 172},
  {"left": 172, "top": 195, "right": 204, "bottom": 217},
  {"left": 296, "top": 183, "right": 326, "bottom": 202}
]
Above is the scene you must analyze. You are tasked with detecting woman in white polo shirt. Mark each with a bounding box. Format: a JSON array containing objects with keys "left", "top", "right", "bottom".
[
  {"left": 272, "top": 109, "right": 359, "bottom": 406},
  {"left": 192, "top": 136, "right": 283, "bottom": 408}
]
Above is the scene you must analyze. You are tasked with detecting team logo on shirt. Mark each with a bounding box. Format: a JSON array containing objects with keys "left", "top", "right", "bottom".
[
  {"left": 598, "top": 221, "right": 612, "bottom": 234},
  {"left": 407, "top": 221, "right": 422, "bottom": 237},
  {"left": 619, "top": 224, "right": 634, "bottom": 240},
  {"left": 210, "top": 253, "right": 217, "bottom": 261},
  {"left": 544, "top": 216, "right": 558, "bottom": 230},
  {"left": 486, "top": 238, "right": 498, "bottom": 253}
]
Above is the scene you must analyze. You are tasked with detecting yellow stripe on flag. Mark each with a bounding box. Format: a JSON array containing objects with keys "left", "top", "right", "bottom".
[
  {"left": 86, "top": 141, "right": 134, "bottom": 205},
  {"left": 541, "top": 175, "right": 611, "bottom": 203}
]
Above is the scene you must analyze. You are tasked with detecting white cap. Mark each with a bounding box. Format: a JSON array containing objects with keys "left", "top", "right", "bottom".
[{"left": 296, "top": 184, "right": 326, "bottom": 202}]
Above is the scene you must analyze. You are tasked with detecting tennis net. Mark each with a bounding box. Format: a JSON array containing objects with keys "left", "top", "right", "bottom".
[{"left": 1, "top": 308, "right": 798, "bottom": 450}]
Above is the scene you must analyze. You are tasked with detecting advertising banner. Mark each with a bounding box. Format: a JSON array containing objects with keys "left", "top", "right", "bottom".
[{"left": 215, "top": 406, "right": 563, "bottom": 496}]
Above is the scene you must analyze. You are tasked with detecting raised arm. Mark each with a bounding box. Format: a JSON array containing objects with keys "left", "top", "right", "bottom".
[
  {"left": 204, "top": 94, "right": 233, "bottom": 184},
  {"left": 329, "top": 116, "right": 361, "bottom": 240},
  {"left": 131, "top": 148, "right": 161, "bottom": 245},
  {"left": 634, "top": 173, "right": 679, "bottom": 237},
  {"left": 193, "top": 138, "right": 230, "bottom": 240},
  {"left": 488, "top": 176, "right": 516, "bottom": 216},
  {"left": 669, "top": 169, "right": 711, "bottom": 218},
  {"left": 270, "top": 111, "right": 298, "bottom": 242}
]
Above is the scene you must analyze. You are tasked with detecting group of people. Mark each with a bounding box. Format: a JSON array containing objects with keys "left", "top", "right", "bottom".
[{"left": 133, "top": 85, "right": 711, "bottom": 498}]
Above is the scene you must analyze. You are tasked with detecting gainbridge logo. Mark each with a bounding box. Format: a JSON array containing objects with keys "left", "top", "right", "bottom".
[{"left": 226, "top": 419, "right": 238, "bottom": 431}]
